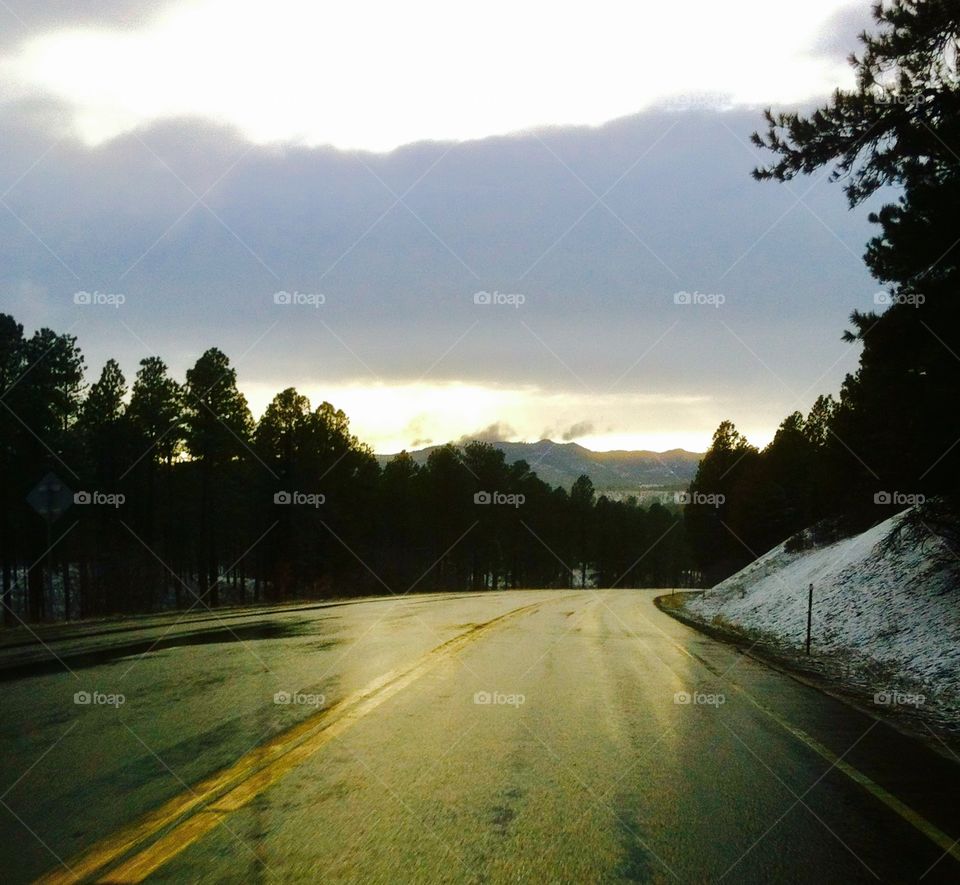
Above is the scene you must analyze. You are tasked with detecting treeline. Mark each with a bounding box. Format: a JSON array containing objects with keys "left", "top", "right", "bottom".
[
  {"left": 0, "top": 314, "right": 693, "bottom": 622},
  {"left": 685, "top": 1, "right": 960, "bottom": 584}
]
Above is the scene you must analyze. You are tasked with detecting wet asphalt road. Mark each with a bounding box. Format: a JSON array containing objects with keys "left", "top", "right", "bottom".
[{"left": 1, "top": 589, "right": 959, "bottom": 883}]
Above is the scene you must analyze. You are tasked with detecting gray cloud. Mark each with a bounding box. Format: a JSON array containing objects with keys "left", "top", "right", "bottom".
[
  {"left": 0, "top": 100, "right": 887, "bottom": 435},
  {"left": 459, "top": 423, "right": 518, "bottom": 444},
  {"left": 0, "top": 1, "right": 153, "bottom": 49},
  {"left": 561, "top": 421, "right": 595, "bottom": 441}
]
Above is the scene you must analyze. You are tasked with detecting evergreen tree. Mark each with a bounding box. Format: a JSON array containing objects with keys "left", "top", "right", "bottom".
[
  {"left": 0, "top": 315, "right": 25, "bottom": 625},
  {"left": 16, "top": 328, "right": 85, "bottom": 620},
  {"left": 183, "top": 348, "right": 254, "bottom": 605},
  {"left": 128, "top": 357, "right": 184, "bottom": 467},
  {"left": 570, "top": 474, "right": 596, "bottom": 588},
  {"left": 684, "top": 421, "right": 759, "bottom": 583},
  {"left": 76, "top": 360, "right": 130, "bottom": 613},
  {"left": 753, "top": 0, "right": 960, "bottom": 505}
]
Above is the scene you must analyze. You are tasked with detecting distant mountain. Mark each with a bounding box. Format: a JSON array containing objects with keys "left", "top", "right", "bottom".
[{"left": 376, "top": 440, "right": 702, "bottom": 493}]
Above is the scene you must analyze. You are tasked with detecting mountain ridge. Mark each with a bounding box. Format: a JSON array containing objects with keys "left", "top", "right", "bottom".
[{"left": 375, "top": 439, "right": 702, "bottom": 492}]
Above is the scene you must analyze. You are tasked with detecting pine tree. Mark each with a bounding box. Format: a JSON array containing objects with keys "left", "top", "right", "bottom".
[
  {"left": 183, "top": 348, "right": 254, "bottom": 605},
  {"left": 753, "top": 0, "right": 960, "bottom": 503}
]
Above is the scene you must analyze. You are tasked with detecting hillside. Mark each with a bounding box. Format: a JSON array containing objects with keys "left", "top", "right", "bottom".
[
  {"left": 679, "top": 509, "right": 960, "bottom": 731},
  {"left": 376, "top": 440, "right": 702, "bottom": 492}
]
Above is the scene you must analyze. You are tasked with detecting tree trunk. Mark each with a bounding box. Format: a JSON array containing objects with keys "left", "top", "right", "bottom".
[
  {"left": 27, "top": 559, "right": 43, "bottom": 622},
  {"left": 2, "top": 558, "right": 12, "bottom": 626},
  {"left": 62, "top": 557, "right": 71, "bottom": 620}
]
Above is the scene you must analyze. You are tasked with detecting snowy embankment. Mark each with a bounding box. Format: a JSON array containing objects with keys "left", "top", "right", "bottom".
[{"left": 683, "top": 509, "right": 960, "bottom": 728}]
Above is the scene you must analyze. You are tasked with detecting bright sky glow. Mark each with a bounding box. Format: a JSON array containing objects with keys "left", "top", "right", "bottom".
[
  {"left": 2, "top": 0, "right": 856, "bottom": 151},
  {"left": 242, "top": 380, "right": 774, "bottom": 453}
]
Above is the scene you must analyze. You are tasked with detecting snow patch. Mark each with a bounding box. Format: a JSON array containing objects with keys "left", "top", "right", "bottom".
[{"left": 686, "top": 509, "right": 960, "bottom": 725}]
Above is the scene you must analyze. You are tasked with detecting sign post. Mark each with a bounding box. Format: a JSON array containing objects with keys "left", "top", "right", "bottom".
[
  {"left": 25, "top": 472, "right": 74, "bottom": 620},
  {"left": 805, "top": 582, "right": 813, "bottom": 655}
]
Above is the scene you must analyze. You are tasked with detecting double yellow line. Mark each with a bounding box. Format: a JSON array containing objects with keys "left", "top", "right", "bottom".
[{"left": 38, "top": 599, "right": 549, "bottom": 883}]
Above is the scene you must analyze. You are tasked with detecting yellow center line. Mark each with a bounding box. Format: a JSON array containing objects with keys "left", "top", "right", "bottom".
[{"left": 36, "top": 597, "right": 559, "bottom": 884}]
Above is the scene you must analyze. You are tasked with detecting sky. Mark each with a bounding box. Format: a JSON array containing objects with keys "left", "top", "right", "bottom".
[{"left": 0, "top": 0, "right": 884, "bottom": 453}]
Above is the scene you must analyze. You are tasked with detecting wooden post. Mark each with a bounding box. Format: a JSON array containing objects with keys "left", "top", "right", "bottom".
[{"left": 805, "top": 583, "right": 813, "bottom": 655}]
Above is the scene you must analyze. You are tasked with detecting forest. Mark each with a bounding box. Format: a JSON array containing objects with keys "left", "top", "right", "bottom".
[{"left": 0, "top": 320, "right": 693, "bottom": 622}]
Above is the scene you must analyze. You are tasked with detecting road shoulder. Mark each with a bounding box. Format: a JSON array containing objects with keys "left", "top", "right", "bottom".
[{"left": 654, "top": 591, "right": 960, "bottom": 760}]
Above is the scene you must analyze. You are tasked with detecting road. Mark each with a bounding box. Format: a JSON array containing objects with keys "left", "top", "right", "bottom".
[{"left": 1, "top": 589, "right": 958, "bottom": 883}]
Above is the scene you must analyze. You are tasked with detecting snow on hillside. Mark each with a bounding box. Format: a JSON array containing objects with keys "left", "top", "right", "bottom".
[{"left": 685, "top": 509, "right": 960, "bottom": 726}]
